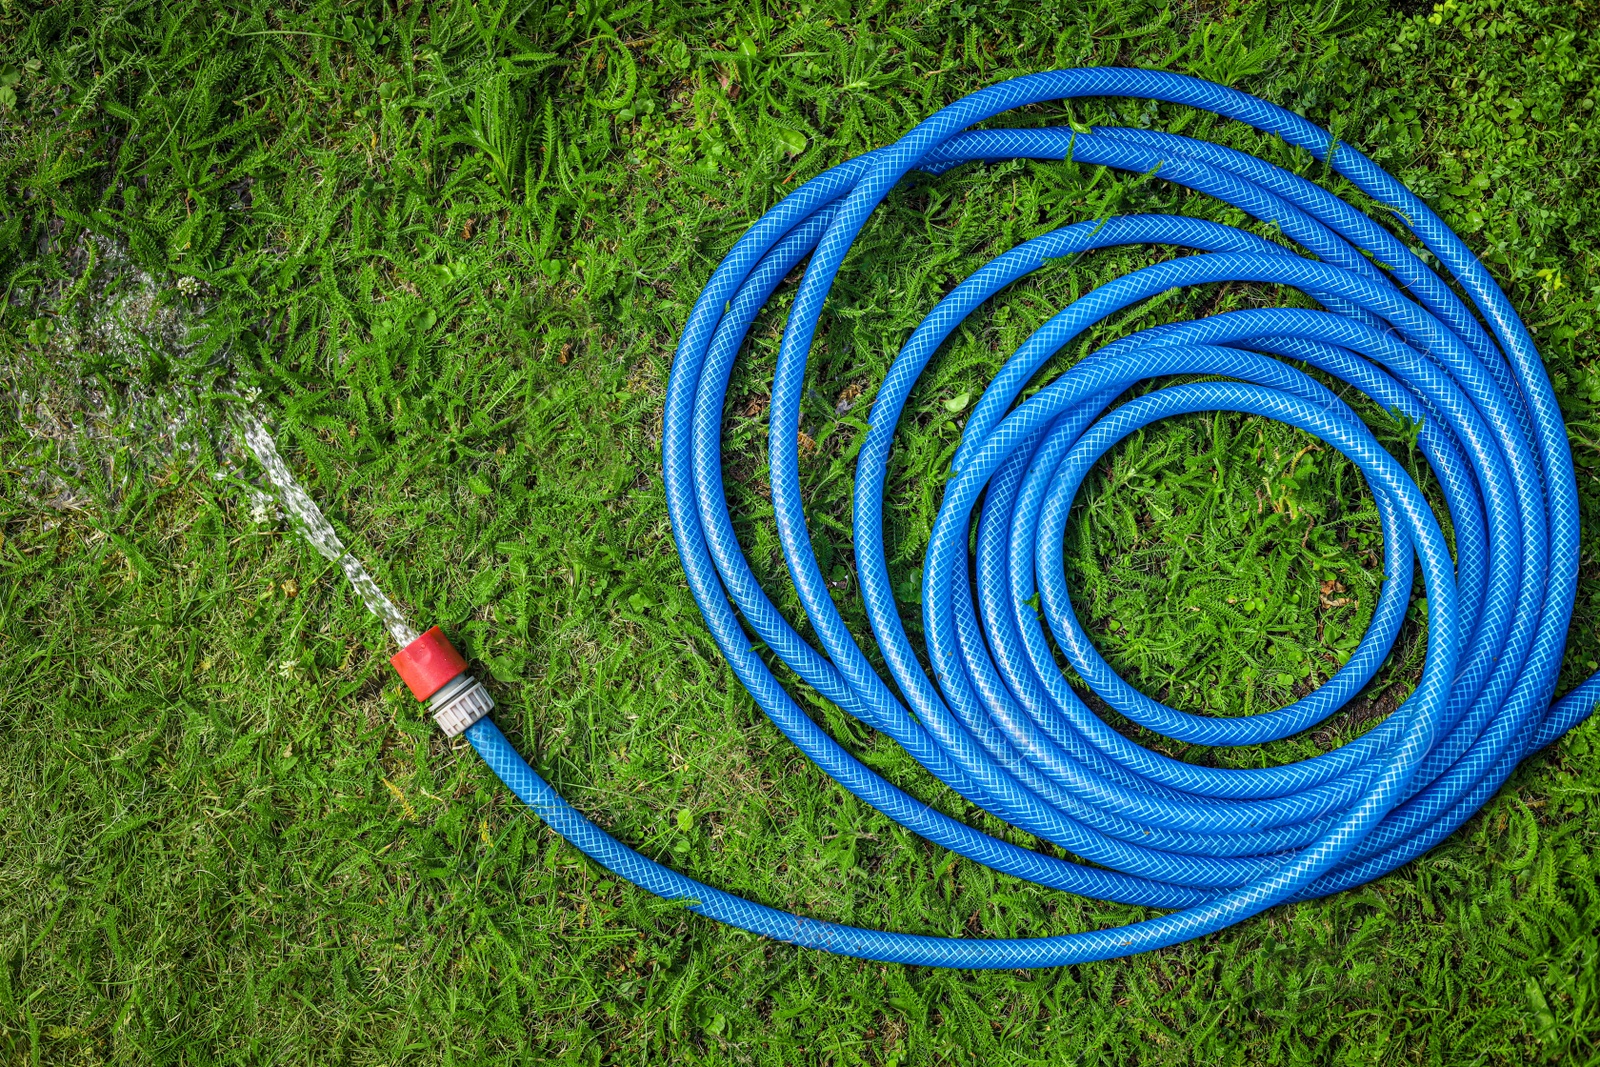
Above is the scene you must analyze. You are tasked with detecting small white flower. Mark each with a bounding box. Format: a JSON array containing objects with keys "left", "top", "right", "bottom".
[
  {"left": 248, "top": 488, "right": 279, "bottom": 525},
  {"left": 177, "top": 276, "right": 202, "bottom": 296}
]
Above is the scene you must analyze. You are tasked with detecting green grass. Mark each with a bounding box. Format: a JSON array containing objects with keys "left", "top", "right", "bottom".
[{"left": 3, "top": 0, "right": 1600, "bottom": 1062}]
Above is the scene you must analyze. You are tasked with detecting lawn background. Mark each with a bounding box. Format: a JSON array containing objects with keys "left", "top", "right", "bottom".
[{"left": 4, "top": 0, "right": 1600, "bottom": 1063}]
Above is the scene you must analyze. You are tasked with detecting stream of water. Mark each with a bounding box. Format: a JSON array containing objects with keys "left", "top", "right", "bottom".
[{"left": 238, "top": 415, "right": 419, "bottom": 647}]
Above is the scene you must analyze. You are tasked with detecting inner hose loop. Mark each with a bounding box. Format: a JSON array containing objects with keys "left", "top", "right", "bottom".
[{"left": 465, "top": 68, "right": 1600, "bottom": 968}]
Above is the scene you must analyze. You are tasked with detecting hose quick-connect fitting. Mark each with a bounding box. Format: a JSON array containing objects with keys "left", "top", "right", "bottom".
[{"left": 391, "top": 626, "right": 494, "bottom": 736}]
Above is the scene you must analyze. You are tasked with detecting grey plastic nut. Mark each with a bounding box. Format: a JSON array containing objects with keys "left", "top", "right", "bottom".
[{"left": 429, "top": 673, "right": 494, "bottom": 736}]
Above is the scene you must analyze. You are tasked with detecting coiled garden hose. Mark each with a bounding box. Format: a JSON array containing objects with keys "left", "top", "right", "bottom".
[{"left": 380, "top": 68, "right": 1599, "bottom": 968}]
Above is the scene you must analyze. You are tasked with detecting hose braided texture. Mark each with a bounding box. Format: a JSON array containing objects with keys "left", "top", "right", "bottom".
[{"left": 466, "top": 68, "right": 1600, "bottom": 968}]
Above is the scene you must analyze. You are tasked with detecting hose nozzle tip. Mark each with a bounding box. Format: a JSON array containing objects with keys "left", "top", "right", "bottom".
[{"left": 391, "top": 625, "right": 468, "bottom": 701}]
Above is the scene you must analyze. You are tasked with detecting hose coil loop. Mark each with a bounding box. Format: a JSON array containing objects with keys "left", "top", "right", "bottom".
[{"left": 467, "top": 69, "right": 1598, "bottom": 967}]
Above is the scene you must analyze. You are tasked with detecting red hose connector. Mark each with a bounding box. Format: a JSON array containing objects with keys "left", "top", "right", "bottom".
[
  {"left": 390, "top": 626, "right": 494, "bottom": 736},
  {"left": 391, "top": 625, "right": 467, "bottom": 701}
]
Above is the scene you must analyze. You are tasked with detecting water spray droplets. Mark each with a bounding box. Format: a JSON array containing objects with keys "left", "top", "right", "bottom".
[{"left": 238, "top": 415, "right": 418, "bottom": 646}]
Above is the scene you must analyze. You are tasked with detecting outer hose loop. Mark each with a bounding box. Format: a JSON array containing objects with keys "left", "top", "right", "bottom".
[{"left": 464, "top": 68, "right": 1600, "bottom": 967}]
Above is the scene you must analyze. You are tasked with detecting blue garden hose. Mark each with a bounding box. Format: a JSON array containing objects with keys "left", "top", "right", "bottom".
[{"left": 464, "top": 68, "right": 1600, "bottom": 967}]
